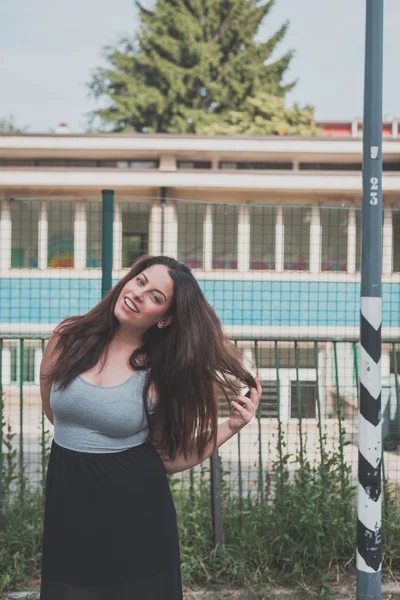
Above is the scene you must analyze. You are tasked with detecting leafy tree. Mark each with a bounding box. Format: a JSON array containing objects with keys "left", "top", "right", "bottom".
[
  {"left": 88, "top": 0, "right": 303, "bottom": 133},
  {"left": 198, "top": 92, "right": 322, "bottom": 136},
  {"left": 0, "top": 115, "right": 26, "bottom": 133}
]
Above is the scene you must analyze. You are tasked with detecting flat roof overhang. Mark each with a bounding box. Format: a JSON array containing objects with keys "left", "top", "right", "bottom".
[
  {"left": 2, "top": 168, "right": 400, "bottom": 195},
  {"left": 1, "top": 134, "right": 400, "bottom": 161}
]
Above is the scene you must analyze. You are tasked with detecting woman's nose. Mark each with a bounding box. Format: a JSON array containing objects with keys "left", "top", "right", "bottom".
[{"left": 132, "top": 289, "right": 143, "bottom": 303}]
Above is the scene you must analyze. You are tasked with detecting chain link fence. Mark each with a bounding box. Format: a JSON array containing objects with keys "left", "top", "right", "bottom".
[{"left": 0, "top": 194, "right": 399, "bottom": 547}]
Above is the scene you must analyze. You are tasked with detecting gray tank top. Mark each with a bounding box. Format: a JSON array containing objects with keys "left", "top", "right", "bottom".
[{"left": 50, "top": 369, "right": 156, "bottom": 453}]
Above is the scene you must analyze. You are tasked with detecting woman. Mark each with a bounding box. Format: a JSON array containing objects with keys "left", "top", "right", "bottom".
[{"left": 39, "top": 254, "right": 262, "bottom": 600}]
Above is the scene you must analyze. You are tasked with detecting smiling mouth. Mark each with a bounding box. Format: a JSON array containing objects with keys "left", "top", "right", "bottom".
[{"left": 124, "top": 297, "right": 139, "bottom": 313}]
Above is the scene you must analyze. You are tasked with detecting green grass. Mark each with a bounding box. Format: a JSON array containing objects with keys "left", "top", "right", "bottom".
[{"left": 1, "top": 407, "right": 400, "bottom": 597}]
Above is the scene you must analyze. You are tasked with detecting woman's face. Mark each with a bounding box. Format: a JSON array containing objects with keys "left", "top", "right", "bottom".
[{"left": 114, "top": 264, "right": 175, "bottom": 332}]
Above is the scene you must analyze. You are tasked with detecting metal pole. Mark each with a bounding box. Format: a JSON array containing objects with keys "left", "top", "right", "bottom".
[
  {"left": 210, "top": 451, "right": 223, "bottom": 545},
  {"left": 357, "top": 2, "right": 383, "bottom": 598},
  {"left": 101, "top": 190, "right": 114, "bottom": 298}
]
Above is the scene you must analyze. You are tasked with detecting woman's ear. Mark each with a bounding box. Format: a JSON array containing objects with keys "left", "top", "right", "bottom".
[{"left": 158, "top": 316, "right": 173, "bottom": 328}]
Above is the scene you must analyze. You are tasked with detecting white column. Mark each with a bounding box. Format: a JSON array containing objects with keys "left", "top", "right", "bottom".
[
  {"left": 2, "top": 346, "right": 11, "bottom": 385},
  {"left": 309, "top": 206, "right": 321, "bottom": 274},
  {"left": 347, "top": 208, "right": 357, "bottom": 274},
  {"left": 318, "top": 350, "right": 326, "bottom": 419},
  {"left": 382, "top": 208, "right": 393, "bottom": 275},
  {"left": 203, "top": 204, "right": 213, "bottom": 270},
  {"left": 164, "top": 200, "right": 178, "bottom": 258},
  {"left": 113, "top": 201, "right": 122, "bottom": 270},
  {"left": 280, "top": 374, "right": 290, "bottom": 423},
  {"left": 275, "top": 206, "right": 284, "bottom": 272},
  {"left": 238, "top": 205, "right": 250, "bottom": 272},
  {"left": 149, "top": 201, "right": 162, "bottom": 255},
  {"left": 0, "top": 197, "right": 12, "bottom": 271},
  {"left": 34, "top": 347, "right": 42, "bottom": 385},
  {"left": 159, "top": 155, "right": 176, "bottom": 171},
  {"left": 38, "top": 200, "right": 48, "bottom": 269},
  {"left": 74, "top": 201, "right": 87, "bottom": 270},
  {"left": 381, "top": 348, "right": 391, "bottom": 378}
]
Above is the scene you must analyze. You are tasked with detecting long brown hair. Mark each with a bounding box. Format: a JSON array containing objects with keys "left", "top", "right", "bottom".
[{"left": 46, "top": 255, "right": 257, "bottom": 463}]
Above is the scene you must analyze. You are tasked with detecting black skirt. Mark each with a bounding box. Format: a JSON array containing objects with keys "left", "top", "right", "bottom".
[{"left": 40, "top": 438, "right": 183, "bottom": 599}]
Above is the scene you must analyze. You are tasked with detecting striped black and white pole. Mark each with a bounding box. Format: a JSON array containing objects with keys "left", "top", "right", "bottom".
[{"left": 357, "top": 1, "right": 384, "bottom": 599}]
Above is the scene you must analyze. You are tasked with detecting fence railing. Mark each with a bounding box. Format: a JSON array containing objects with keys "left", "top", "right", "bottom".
[
  {"left": 1, "top": 193, "right": 399, "bottom": 546},
  {"left": 1, "top": 335, "right": 399, "bottom": 539}
]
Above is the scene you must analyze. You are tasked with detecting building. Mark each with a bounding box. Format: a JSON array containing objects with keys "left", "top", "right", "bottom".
[{"left": 0, "top": 121, "right": 399, "bottom": 426}]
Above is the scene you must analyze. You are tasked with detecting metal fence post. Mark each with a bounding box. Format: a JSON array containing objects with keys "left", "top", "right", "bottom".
[
  {"left": 357, "top": 1, "right": 384, "bottom": 598},
  {"left": 210, "top": 451, "right": 223, "bottom": 545},
  {"left": 101, "top": 190, "right": 114, "bottom": 298}
]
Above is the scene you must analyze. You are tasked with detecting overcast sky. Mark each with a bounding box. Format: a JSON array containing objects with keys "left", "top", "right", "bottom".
[{"left": 1, "top": 0, "right": 399, "bottom": 133}]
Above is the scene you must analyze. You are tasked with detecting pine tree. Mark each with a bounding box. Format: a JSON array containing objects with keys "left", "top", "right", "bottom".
[
  {"left": 198, "top": 92, "right": 322, "bottom": 136},
  {"left": 88, "top": 0, "right": 301, "bottom": 133}
]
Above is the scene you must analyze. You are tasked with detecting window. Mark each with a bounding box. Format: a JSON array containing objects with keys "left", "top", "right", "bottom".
[
  {"left": 283, "top": 207, "right": 311, "bottom": 271},
  {"left": 35, "top": 159, "right": 98, "bottom": 167},
  {"left": 250, "top": 206, "right": 275, "bottom": 270},
  {"left": 255, "top": 344, "right": 318, "bottom": 420},
  {"left": 177, "top": 203, "right": 205, "bottom": 269},
  {"left": 126, "top": 160, "right": 159, "bottom": 169},
  {"left": 290, "top": 381, "right": 317, "bottom": 418},
  {"left": 177, "top": 161, "right": 211, "bottom": 169},
  {"left": 11, "top": 199, "right": 39, "bottom": 268},
  {"left": 47, "top": 200, "right": 75, "bottom": 268},
  {"left": 356, "top": 208, "right": 361, "bottom": 272},
  {"left": 390, "top": 346, "right": 400, "bottom": 373},
  {"left": 0, "top": 159, "right": 37, "bottom": 166},
  {"left": 259, "top": 382, "right": 280, "bottom": 418},
  {"left": 121, "top": 203, "right": 150, "bottom": 268},
  {"left": 300, "top": 162, "right": 361, "bottom": 171},
  {"left": 321, "top": 208, "right": 348, "bottom": 271},
  {"left": 219, "top": 161, "right": 292, "bottom": 170},
  {"left": 394, "top": 210, "right": 400, "bottom": 273},
  {"left": 383, "top": 162, "right": 400, "bottom": 171},
  {"left": 86, "top": 201, "right": 102, "bottom": 268},
  {"left": 10, "top": 344, "right": 36, "bottom": 384},
  {"left": 212, "top": 205, "right": 238, "bottom": 269},
  {"left": 258, "top": 345, "right": 316, "bottom": 369},
  {"left": 0, "top": 159, "right": 159, "bottom": 168},
  {"left": 218, "top": 380, "right": 279, "bottom": 418}
]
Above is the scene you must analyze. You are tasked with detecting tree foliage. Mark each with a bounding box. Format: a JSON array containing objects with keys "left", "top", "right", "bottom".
[
  {"left": 88, "top": 0, "right": 308, "bottom": 133},
  {"left": 0, "top": 115, "right": 26, "bottom": 134},
  {"left": 198, "top": 92, "right": 322, "bottom": 136}
]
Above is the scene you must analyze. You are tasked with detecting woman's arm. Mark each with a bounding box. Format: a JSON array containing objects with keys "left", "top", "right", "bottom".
[
  {"left": 165, "top": 420, "right": 236, "bottom": 475},
  {"left": 39, "top": 329, "right": 60, "bottom": 425},
  {"left": 148, "top": 378, "right": 261, "bottom": 475},
  {"left": 147, "top": 382, "right": 236, "bottom": 475},
  {"left": 148, "top": 420, "right": 236, "bottom": 475}
]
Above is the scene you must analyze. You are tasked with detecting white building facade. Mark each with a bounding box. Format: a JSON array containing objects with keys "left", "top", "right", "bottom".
[{"left": 0, "top": 127, "right": 399, "bottom": 424}]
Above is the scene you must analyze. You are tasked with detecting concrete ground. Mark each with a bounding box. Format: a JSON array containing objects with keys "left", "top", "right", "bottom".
[{"left": 2, "top": 578, "right": 400, "bottom": 600}]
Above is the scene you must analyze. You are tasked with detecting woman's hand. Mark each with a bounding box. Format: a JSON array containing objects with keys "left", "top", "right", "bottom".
[{"left": 228, "top": 376, "right": 262, "bottom": 434}]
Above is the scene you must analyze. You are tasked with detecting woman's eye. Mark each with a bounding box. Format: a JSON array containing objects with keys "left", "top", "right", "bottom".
[{"left": 137, "top": 278, "right": 159, "bottom": 302}]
